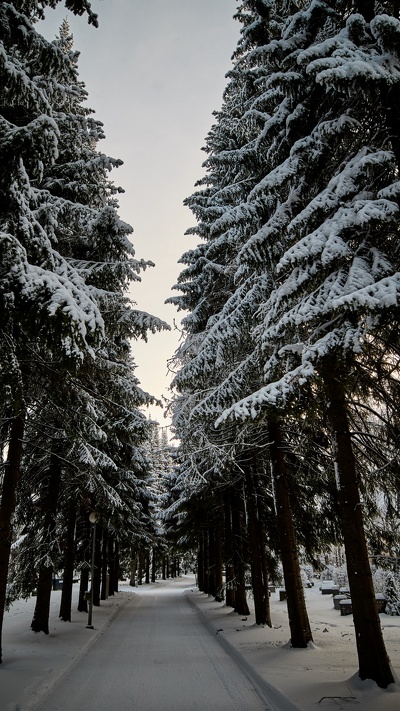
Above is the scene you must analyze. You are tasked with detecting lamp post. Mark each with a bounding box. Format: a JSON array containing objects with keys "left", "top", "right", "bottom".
[{"left": 86, "top": 511, "right": 99, "bottom": 629}]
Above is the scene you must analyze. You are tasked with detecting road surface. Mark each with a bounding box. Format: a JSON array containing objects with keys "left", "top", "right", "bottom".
[{"left": 34, "top": 579, "right": 269, "bottom": 711}]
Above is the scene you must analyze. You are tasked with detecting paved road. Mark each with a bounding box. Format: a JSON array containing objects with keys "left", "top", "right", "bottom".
[{"left": 34, "top": 581, "right": 268, "bottom": 711}]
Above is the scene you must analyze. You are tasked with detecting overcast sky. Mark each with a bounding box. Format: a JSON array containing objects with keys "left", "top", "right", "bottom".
[{"left": 40, "top": 0, "right": 239, "bottom": 431}]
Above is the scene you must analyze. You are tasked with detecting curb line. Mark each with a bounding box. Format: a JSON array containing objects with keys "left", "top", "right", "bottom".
[
  {"left": 185, "top": 591, "right": 303, "bottom": 711},
  {"left": 29, "top": 593, "right": 133, "bottom": 711}
]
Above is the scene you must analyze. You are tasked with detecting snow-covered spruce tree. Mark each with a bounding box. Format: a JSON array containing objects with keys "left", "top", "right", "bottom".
[
  {"left": 218, "top": 1, "right": 400, "bottom": 687},
  {"left": 140, "top": 423, "right": 177, "bottom": 583},
  {"left": 1, "top": 5, "right": 168, "bottom": 648},
  {"left": 169, "top": 0, "right": 321, "bottom": 643},
  {"left": 0, "top": 0, "right": 105, "bottom": 662}
]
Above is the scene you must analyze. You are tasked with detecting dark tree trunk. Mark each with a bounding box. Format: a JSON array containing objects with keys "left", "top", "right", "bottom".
[
  {"left": 245, "top": 469, "right": 271, "bottom": 626},
  {"left": 151, "top": 548, "right": 156, "bottom": 583},
  {"left": 31, "top": 565, "right": 53, "bottom": 634},
  {"left": 214, "top": 516, "right": 224, "bottom": 602},
  {"left": 31, "top": 453, "right": 61, "bottom": 634},
  {"left": 77, "top": 510, "right": 91, "bottom": 612},
  {"left": 170, "top": 557, "right": 176, "bottom": 578},
  {"left": 322, "top": 359, "right": 394, "bottom": 688},
  {"left": 145, "top": 552, "right": 150, "bottom": 584},
  {"left": 206, "top": 517, "right": 223, "bottom": 601},
  {"left": 223, "top": 496, "right": 236, "bottom": 609},
  {"left": 76, "top": 508, "right": 90, "bottom": 611},
  {"left": 101, "top": 530, "right": 108, "bottom": 600},
  {"left": 137, "top": 551, "right": 144, "bottom": 585},
  {"left": 130, "top": 551, "right": 137, "bottom": 587},
  {"left": 108, "top": 535, "right": 115, "bottom": 595},
  {"left": 59, "top": 504, "right": 77, "bottom": 622},
  {"left": 113, "top": 540, "right": 119, "bottom": 593},
  {"left": 0, "top": 415, "right": 24, "bottom": 663},
  {"left": 268, "top": 420, "right": 313, "bottom": 648},
  {"left": 203, "top": 528, "right": 210, "bottom": 594},
  {"left": 197, "top": 533, "right": 205, "bottom": 591},
  {"left": 208, "top": 525, "right": 217, "bottom": 597},
  {"left": 92, "top": 523, "right": 101, "bottom": 606},
  {"left": 355, "top": 0, "right": 374, "bottom": 21},
  {"left": 162, "top": 555, "right": 166, "bottom": 581},
  {"left": 231, "top": 487, "right": 250, "bottom": 616},
  {"left": 78, "top": 568, "right": 89, "bottom": 612}
]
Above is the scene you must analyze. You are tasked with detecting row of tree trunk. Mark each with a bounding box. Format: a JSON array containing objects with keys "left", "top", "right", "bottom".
[
  {"left": 196, "top": 428, "right": 311, "bottom": 645},
  {"left": 32, "top": 513, "right": 121, "bottom": 634},
  {"left": 195, "top": 404, "right": 394, "bottom": 688},
  {"left": 129, "top": 549, "right": 180, "bottom": 585}
]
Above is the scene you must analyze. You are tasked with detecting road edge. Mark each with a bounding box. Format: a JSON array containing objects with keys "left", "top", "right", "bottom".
[
  {"left": 185, "top": 590, "right": 303, "bottom": 711},
  {"left": 28, "top": 593, "right": 133, "bottom": 711}
]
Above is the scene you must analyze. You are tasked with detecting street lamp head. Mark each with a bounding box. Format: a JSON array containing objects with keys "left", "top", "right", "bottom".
[{"left": 89, "top": 512, "right": 99, "bottom": 524}]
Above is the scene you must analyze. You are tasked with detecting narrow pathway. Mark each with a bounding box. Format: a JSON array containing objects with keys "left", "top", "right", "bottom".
[{"left": 34, "top": 580, "right": 268, "bottom": 711}]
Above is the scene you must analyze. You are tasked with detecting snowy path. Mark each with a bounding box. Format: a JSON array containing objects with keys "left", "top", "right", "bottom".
[{"left": 33, "top": 579, "right": 270, "bottom": 711}]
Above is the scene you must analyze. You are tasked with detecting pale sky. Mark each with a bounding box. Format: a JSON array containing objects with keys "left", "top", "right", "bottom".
[{"left": 40, "top": 0, "right": 240, "bottom": 432}]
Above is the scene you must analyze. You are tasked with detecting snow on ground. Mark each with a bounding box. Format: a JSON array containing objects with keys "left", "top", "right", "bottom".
[
  {"left": 1, "top": 586, "right": 134, "bottom": 711},
  {"left": 1, "top": 576, "right": 399, "bottom": 711},
  {"left": 181, "top": 581, "right": 400, "bottom": 711}
]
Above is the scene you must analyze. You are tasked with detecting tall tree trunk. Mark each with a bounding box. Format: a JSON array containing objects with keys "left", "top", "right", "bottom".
[
  {"left": 0, "top": 416, "right": 25, "bottom": 663},
  {"left": 151, "top": 548, "right": 156, "bottom": 583},
  {"left": 208, "top": 524, "right": 217, "bottom": 597},
  {"left": 78, "top": 568, "right": 89, "bottom": 612},
  {"left": 321, "top": 358, "right": 394, "bottom": 688},
  {"left": 245, "top": 468, "right": 271, "bottom": 626},
  {"left": 108, "top": 534, "right": 115, "bottom": 595},
  {"left": 113, "top": 540, "right": 119, "bottom": 593},
  {"left": 77, "top": 510, "right": 90, "bottom": 612},
  {"left": 268, "top": 420, "right": 313, "bottom": 648},
  {"left": 231, "top": 486, "right": 250, "bottom": 616},
  {"left": 223, "top": 495, "right": 236, "bottom": 609},
  {"left": 101, "top": 530, "right": 109, "bottom": 600},
  {"left": 203, "top": 528, "right": 210, "bottom": 594},
  {"left": 59, "top": 504, "right": 77, "bottom": 621},
  {"left": 130, "top": 550, "right": 137, "bottom": 587},
  {"left": 145, "top": 552, "right": 150, "bottom": 584},
  {"left": 137, "top": 550, "right": 144, "bottom": 585},
  {"left": 214, "top": 516, "right": 224, "bottom": 602},
  {"left": 31, "top": 452, "right": 61, "bottom": 633},
  {"left": 197, "top": 533, "right": 205, "bottom": 591},
  {"left": 355, "top": 0, "right": 374, "bottom": 21},
  {"left": 92, "top": 523, "right": 101, "bottom": 606}
]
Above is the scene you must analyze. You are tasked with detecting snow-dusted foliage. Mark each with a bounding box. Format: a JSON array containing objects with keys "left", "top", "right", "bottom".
[
  {"left": 169, "top": 0, "right": 400, "bottom": 686},
  {"left": 0, "top": 2, "right": 169, "bottom": 638},
  {"left": 216, "top": 4, "right": 400, "bottom": 423},
  {"left": 384, "top": 571, "right": 400, "bottom": 615}
]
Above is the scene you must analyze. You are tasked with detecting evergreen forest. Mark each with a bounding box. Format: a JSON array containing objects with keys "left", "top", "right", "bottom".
[
  {"left": 0, "top": 0, "right": 173, "bottom": 663},
  {"left": 1, "top": 0, "right": 400, "bottom": 694},
  {"left": 169, "top": 0, "right": 400, "bottom": 691}
]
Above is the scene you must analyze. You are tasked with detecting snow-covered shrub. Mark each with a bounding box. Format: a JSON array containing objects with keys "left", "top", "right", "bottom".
[
  {"left": 384, "top": 572, "right": 400, "bottom": 615},
  {"left": 300, "top": 568, "right": 309, "bottom": 586},
  {"left": 372, "top": 567, "right": 388, "bottom": 595},
  {"left": 301, "top": 564, "right": 314, "bottom": 582},
  {"left": 332, "top": 565, "right": 348, "bottom": 589}
]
